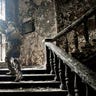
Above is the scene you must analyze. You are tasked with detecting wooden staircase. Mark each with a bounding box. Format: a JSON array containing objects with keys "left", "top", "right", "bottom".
[
  {"left": 0, "top": 6, "right": 96, "bottom": 96},
  {"left": 43, "top": 6, "right": 96, "bottom": 96},
  {"left": 0, "top": 68, "right": 68, "bottom": 96}
]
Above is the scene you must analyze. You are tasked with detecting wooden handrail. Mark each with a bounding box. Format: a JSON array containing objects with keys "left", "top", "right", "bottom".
[
  {"left": 45, "top": 42, "right": 96, "bottom": 90},
  {"left": 50, "top": 6, "right": 96, "bottom": 41},
  {"left": 44, "top": 6, "right": 96, "bottom": 93}
]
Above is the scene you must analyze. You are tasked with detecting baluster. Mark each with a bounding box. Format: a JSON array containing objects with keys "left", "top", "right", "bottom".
[
  {"left": 53, "top": 54, "right": 60, "bottom": 81},
  {"left": 73, "top": 30, "right": 80, "bottom": 53},
  {"left": 59, "top": 59, "right": 65, "bottom": 90},
  {"left": 64, "top": 34, "right": 69, "bottom": 53},
  {"left": 85, "top": 84, "right": 88, "bottom": 96},
  {"left": 71, "top": 30, "right": 81, "bottom": 59},
  {"left": 83, "top": 19, "right": 91, "bottom": 47},
  {"left": 45, "top": 46, "right": 51, "bottom": 73},
  {"left": 0, "top": 34, "right": 2, "bottom": 61},
  {"left": 74, "top": 74, "right": 79, "bottom": 96},
  {"left": 95, "top": 14, "right": 96, "bottom": 29},
  {"left": 65, "top": 65, "right": 71, "bottom": 96},
  {"left": 92, "top": 15, "right": 96, "bottom": 46},
  {"left": 49, "top": 50, "right": 55, "bottom": 74}
]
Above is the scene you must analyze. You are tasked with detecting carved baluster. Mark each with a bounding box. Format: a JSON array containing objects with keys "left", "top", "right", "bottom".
[
  {"left": 64, "top": 35, "right": 69, "bottom": 53},
  {"left": 65, "top": 65, "right": 71, "bottom": 96},
  {"left": 50, "top": 50, "right": 55, "bottom": 74},
  {"left": 92, "top": 15, "right": 96, "bottom": 46},
  {"left": 83, "top": 19, "right": 91, "bottom": 47},
  {"left": 73, "top": 31, "right": 80, "bottom": 53},
  {"left": 85, "top": 84, "right": 88, "bottom": 96},
  {"left": 53, "top": 54, "right": 60, "bottom": 81},
  {"left": 95, "top": 15, "right": 96, "bottom": 28},
  {"left": 45, "top": 46, "right": 51, "bottom": 73},
  {"left": 0, "top": 34, "right": 2, "bottom": 61},
  {"left": 74, "top": 74, "right": 79, "bottom": 96},
  {"left": 59, "top": 59, "right": 66, "bottom": 90}
]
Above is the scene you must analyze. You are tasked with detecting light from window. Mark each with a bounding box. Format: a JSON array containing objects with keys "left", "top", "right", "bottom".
[{"left": 0, "top": 0, "right": 5, "bottom": 20}]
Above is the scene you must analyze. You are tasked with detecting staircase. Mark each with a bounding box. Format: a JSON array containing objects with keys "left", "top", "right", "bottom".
[
  {"left": 0, "top": 68, "right": 68, "bottom": 96},
  {"left": 43, "top": 6, "right": 96, "bottom": 96},
  {"left": 0, "top": 6, "right": 96, "bottom": 96}
]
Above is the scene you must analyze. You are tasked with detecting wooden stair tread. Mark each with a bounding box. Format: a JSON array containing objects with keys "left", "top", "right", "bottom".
[
  {"left": 0, "top": 80, "right": 60, "bottom": 84},
  {"left": 0, "top": 74, "right": 55, "bottom": 77},
  {"left": 0, "top": 88, "right": 67, "bottom": 92},
  {"left": 0, "top": 68, "right": 45, "bottom": 71}
]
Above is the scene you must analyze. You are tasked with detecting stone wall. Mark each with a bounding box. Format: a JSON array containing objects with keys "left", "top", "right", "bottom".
[
  {"left": 55, "top": 0, "right": 96, "bottom": 52},
  {"left": 18, "top": 0, "right": 96, "bottom": 67},
  {"left": 19, "top": 0, "right": 57, "bottom": 66},
  {"left": 55, "top": 0, "right": 94, "bottom": 32}
]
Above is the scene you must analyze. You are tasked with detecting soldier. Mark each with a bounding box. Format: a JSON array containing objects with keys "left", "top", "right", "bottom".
[{"left": 5, "top": 21, "right": 22, "bottom": 82}]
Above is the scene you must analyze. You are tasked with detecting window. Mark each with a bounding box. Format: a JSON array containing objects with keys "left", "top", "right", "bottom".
[
  {"left": 0, "top": 0, "right": 5, "bottom": 20},
  {"left": 0, "top": 33, "right": 6, "bottom": 62},
  {"left": 0, "top": 0, "right": 6, "bottom": 62}
]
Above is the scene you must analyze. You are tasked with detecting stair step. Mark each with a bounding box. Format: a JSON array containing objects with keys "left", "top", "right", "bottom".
[
  {"left": 0, "top": 88, "right": 67, "bottom": 92},
  {"left": 0, "top": 81, "right": 60, "bottom": 89},
  {"left": 0, "top": 68, "right": 66, "bottom": 96},
  {"left": 0, "top": 74, "right": 55, "bottom": 81},
  {"left": 0, "top": 68, "right": 47, "bottom": 74},
  {"left": 0, "top": 88, "right": 68, "bottom": 96}
]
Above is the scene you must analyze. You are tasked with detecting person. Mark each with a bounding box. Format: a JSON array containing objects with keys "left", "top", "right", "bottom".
[{"left": 5, "top": 21, "right": 22, "bottom": 82}]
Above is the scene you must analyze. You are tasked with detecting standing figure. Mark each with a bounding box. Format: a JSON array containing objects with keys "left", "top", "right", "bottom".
[{"left": 5, "top": 21, "right": 22, "bottom": 82}]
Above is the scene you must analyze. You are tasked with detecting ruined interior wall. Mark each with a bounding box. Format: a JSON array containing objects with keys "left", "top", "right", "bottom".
[
  {"left": 55, "top": 0, "right": 95, "bottom": 32},
  {"left": 19, "top": 0, "right": 57, "bottom": 66},
  {"left": 55, "top": 0, "right": 96, "bottom": 52}
]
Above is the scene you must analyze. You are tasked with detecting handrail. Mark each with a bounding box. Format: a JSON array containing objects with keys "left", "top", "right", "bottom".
[
  {"left": 44, "top": 6, "right": 96, "bottom": 94},
  {"left": 50, "top": 6, "right": 96, "bottom": 41},
  {"left": 45, "top": 42, "right": 96, "bottom": 90}
]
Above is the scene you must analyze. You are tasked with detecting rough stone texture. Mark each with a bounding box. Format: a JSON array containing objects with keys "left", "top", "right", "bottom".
[
  {"left": 55, "top": 0, "right": 96, "bottom": 53},
  {"left": 19, "top": 0, "right": 57, "bottom": 66},
  {"left": 55, "top": 0, "right": 95, "bottom": 31},
  {"left": 19, "top": 0, "right": 96, "bottom": 67}
]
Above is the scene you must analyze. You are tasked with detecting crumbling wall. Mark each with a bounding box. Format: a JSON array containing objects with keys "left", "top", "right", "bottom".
[
  {"left": 19, "top": 0, "right": 57, "bottom": 66},
  {"left": 55, "top": 0, "right": 94, "bottom": 32},
  {"left": 55, "top": 0, "right": 96, "bottom": 52}
]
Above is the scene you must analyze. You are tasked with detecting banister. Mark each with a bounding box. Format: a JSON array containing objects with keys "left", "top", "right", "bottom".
[
  {"left": 51, "top": 6, "right": 96, "bottom": 41},
  {"left": 45, "top": 42, "right": 96, "bottom": 90}
]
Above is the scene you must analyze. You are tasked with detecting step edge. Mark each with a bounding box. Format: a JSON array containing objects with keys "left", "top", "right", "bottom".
[
  {"left": 0, "top": 81, "right": 60, "bottom": 84},
  {"left": 0, "top": 89, "right": 68, "bottom": 93},
  {"left": 0, "top": 74, "right": 55, "bottom": 77}
]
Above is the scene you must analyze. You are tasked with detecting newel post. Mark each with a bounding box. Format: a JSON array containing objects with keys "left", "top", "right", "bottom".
[
  {"left": 44, "top": 38, "right": 53, "bottom": 73},
  {"left": 45, "top": 46, "right": 51, "bottom": 73}
]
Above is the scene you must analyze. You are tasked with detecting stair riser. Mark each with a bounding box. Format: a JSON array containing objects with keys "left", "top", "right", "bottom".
[
  {"left": 0, "top": 70, "right": 47, "bottom": 74},
  {"left": 0, "top": 92, "right": 68, "bottom": 96},
  {"left": 0, "top": 83, "right": 60, "bottom": 89},
  {"left": 0, "top": 76, "right": 54, "bottom": 81}
]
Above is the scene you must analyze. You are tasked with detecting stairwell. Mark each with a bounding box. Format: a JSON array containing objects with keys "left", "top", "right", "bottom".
[
  {"left": 0, "top": 5, "right": 96, "bottom": 96},
  {"left": 43, "top": 6, "right": 96, "bottom": 96},
  {"left": 0, "top": 68, "right": 68, "bottom": 96}
]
